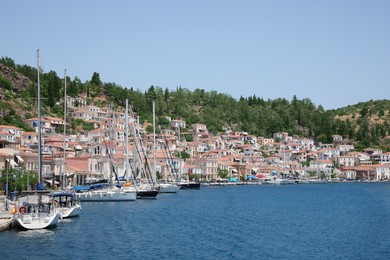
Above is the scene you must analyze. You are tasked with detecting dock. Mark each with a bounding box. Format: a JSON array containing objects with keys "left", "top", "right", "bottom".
[{"left": 0, "top": 196, "right": 14, "bottom": 231}]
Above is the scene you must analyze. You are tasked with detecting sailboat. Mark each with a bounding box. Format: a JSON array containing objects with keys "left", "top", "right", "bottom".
[
  {"left": 13, "top": 49, "right": 61, "bottom": 230},
  {"left": 52, "top": 69, "right": 81, "bottom": 218},
  {"left": 176, "top": 126, "right": 200, "bottom": 190},
  {"left": 124, "top": 100, "right": 159, "bottom": 199},
  {"left": 51, "top": 191, "right": 81, "bottom": 218},
  {"left": 74, "top": 104, "right": 136, "bottom": 201},
  {"left": 158, "top": 131, "right": 181, "bottom": 193}
]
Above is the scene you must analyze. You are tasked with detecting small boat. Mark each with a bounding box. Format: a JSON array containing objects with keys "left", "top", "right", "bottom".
[
  {"left": 52, "top": 192, "right": 81, "bottom": 218},
  {"left": 13, "top": 191, "right": 61, "bottom": 230}
]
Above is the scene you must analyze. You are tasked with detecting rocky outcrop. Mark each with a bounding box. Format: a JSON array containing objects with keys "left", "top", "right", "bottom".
[{"left": 0, "top": 64, "right": 32, "bottom": 92}]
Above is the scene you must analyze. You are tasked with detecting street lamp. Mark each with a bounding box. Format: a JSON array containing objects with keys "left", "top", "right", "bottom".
[
  {"left": 27, "top": 172, "right": 30, "bottom": 191},
  {"left": 13, "top": 174, "right": 16, "bottom": 193},
  {"left": 5, "top": 158, "right": 10, "bottom": 211}
]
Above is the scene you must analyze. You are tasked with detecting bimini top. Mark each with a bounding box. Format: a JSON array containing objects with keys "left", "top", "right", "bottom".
[
  {"left": 52, "top": 192, "right": 75, "bottom": 198},
  {"left": 72, "top": 185, "right": 91, "bottom": 191}
]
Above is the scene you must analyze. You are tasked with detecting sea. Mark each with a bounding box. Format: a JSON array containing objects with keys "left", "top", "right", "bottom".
[{"left": 1, "top": 183, "right": 390, "bottom": 260}]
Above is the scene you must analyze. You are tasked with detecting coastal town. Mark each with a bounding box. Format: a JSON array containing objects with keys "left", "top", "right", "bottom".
[
  {"left": 1, "top": 95, "right": 390, "bottom": 191},
  {"left": 1, "top": 94, "right": 389, "bottom": 232}
]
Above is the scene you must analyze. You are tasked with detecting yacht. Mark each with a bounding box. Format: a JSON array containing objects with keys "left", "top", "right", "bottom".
[{"left": 13, "top": 191, "right": 61, "bottom": 230}]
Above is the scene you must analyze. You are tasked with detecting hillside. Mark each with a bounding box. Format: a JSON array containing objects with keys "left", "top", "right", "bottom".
[{"left": 0, "top": 56, "right": 389, "bottom": 151}]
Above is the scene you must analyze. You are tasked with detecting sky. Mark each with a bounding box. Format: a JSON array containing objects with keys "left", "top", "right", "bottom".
[{"left": 2, "top": 0, "right": 389, "bottom": 110}]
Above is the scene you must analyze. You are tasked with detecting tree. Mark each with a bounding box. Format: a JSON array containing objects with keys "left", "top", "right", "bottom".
[
  {"left": 0, "top": 57, "right": 16, "bottom": 68},
  {"left": 91, "top": 72, "right": 102, "bottom": 86},
  {"left": 45, "top": 70, "right": 61, "bottom": 107},
  {"left": 0, "top": 168, "right": 38, "bottom": 193},
  {"left": 217, "top": 168, "right": 229, "bottom": 180},
  {"left": 175, "top": 151, "right": 190, "bottom": 160}
]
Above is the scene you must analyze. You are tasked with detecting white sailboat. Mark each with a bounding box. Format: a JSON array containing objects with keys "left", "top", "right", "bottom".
[
  {"left": 74, "top": 185, "right": 136, "bottom": 201},
  {"left": 13, "top": 49, "right": 61, "bottom": 230},
  {"left": 159, "top": 182, "right": 181, "bottom": 193},
  {"left": 52, "top": 191, "right": 81, "bottom": 218},
  {"left": 124, "top": 100, "right": 159, "bottom": 199},
  {"left": 176, "top": 126, "right": 200, "bottom": 190},
  {"left": 75, "top": 104, "right": 136, "bottom": 201},
  {"left": 158, "top": 138, "right": 181, "bottom": 193},
  {"left": 52, "top": 70, "right": 81, "bottom": 218}
]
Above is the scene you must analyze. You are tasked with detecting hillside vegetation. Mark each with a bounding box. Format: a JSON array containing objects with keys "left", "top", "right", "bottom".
[{"left": 0, "top": 56, "right": 389, "bottom": 151}]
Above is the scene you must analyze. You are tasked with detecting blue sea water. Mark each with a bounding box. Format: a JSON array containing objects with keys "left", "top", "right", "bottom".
[{"left": 1, "top": 183, "right": 390, "bottom": 260}]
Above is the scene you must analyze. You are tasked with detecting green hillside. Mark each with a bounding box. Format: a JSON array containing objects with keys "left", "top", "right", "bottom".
[{"left": 0, "top": 56, "right": 389, "bottom": 151}]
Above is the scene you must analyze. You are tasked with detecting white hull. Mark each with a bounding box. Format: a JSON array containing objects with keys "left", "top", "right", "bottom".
[
  {"left": 58, "top": 205, "right": 82, "bottom": 218},
  {"left": 52, "top": 192, "right": 82, "bottom": 218},
  {"left": 15, "top": 193, "right": 61, "bottom": 230},
  {"left": 14, "top": 211, "right": 61, "bottom": 230},
  {"left": 75, "top": 189, "right": 136, "bottom": 201},
  {"left": 159, "top": 183, "right": 181, "bottom": 193}
]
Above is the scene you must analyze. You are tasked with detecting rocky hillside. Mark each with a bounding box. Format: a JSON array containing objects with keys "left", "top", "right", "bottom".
[{"left": 0, "top": 63, "right": 35, "bottom": 129}]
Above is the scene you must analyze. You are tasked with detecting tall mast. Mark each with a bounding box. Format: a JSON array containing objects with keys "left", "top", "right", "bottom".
[
  {"left": 130, "top": 105, "right": 138, "bottom": 184},
  {"left": 178, "top": 126, "right": 182, "bottom": 180},
  {"left": 62, "top": 69, "right": 67, "bottom": 189},
  {"left": 135, "top": 116, "right": 140, "bottom": 179},
  {"left": 152, "top": 101, "right": 157, "bottom": 183},
  {"left": 37, "top": 49, "right": 42, "bottom": 185},
  {"left": 125, "top": 99, "right": 130, "bottom": 182},
  {"left": 109, "top": 104, "right": 113, "bottom": 188}
]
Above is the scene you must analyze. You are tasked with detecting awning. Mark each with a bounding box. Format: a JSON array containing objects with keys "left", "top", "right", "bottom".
[
  {"left": 256, "top": 174, "right": 266, "bottom": 179},
  {"left": 74, "top": 145, "right": 82, "bottom": 151},
  {"left": 15, "top": 155, "right": 24, "bottom": 163},
  {"left": 6, "top": 158, "right": 18, "bottom": 168},
  {"left": 246, "top": 175, "right": 257, "bottom": 179}
]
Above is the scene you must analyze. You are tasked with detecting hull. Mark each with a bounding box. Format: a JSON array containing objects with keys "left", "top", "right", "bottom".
[
  {"left": 59, "top": 205, "right": 82, "bottom": 218},
  {"left": 14, "top": 212, "right": 61, "bottom": 230},
  {"left": 75, "top": 189, "right": 136, "bottom": 201},
  {"left": 15, "top": 193, "right": 61, "bottom": 230},
  {"left": 159, "top": 184, "right": 181, "bottom": 193},
  {"left": 137, "top": 190, "right": 159, "bottom": 199},
  {"left": 52, "top": 192, "right": 82, "bottom": 218},
  {"left": 179, "top": 182, "right": 201, "bottom": 190}
]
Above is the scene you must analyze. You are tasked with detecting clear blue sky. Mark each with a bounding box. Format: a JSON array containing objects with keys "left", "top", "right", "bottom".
[{"left": 2, "top": 1, "right": 389, "bottom": 109}]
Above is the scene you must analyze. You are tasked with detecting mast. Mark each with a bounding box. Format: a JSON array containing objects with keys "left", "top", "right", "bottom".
[
  {"left": 37, "top": 49, "right": 42, "bottom": 185},
  {"left": 178, "top": 125, "right": 183, "bottom": 181},
  {"left": 133, "top": 114, "right": 137, "bottom": 183},
  {"left": 136, "top": 116, "right": 140, "bottom": 179},
  {"left": 109, "top": 104, "right": 113, "bottom": 188},
  {"left": 152, "top": 101, "right": 157, "bottom": 183},
  {"left": 125, "top": 99, "right": 130, "bottom": 182},
  {"left": 62, "top": 69, "right": 67, "bottom": 189}
]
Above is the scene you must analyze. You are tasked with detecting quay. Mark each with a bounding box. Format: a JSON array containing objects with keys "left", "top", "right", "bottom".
[{"left": 0, "top": 196, "right": 13, "bottom": 232}]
